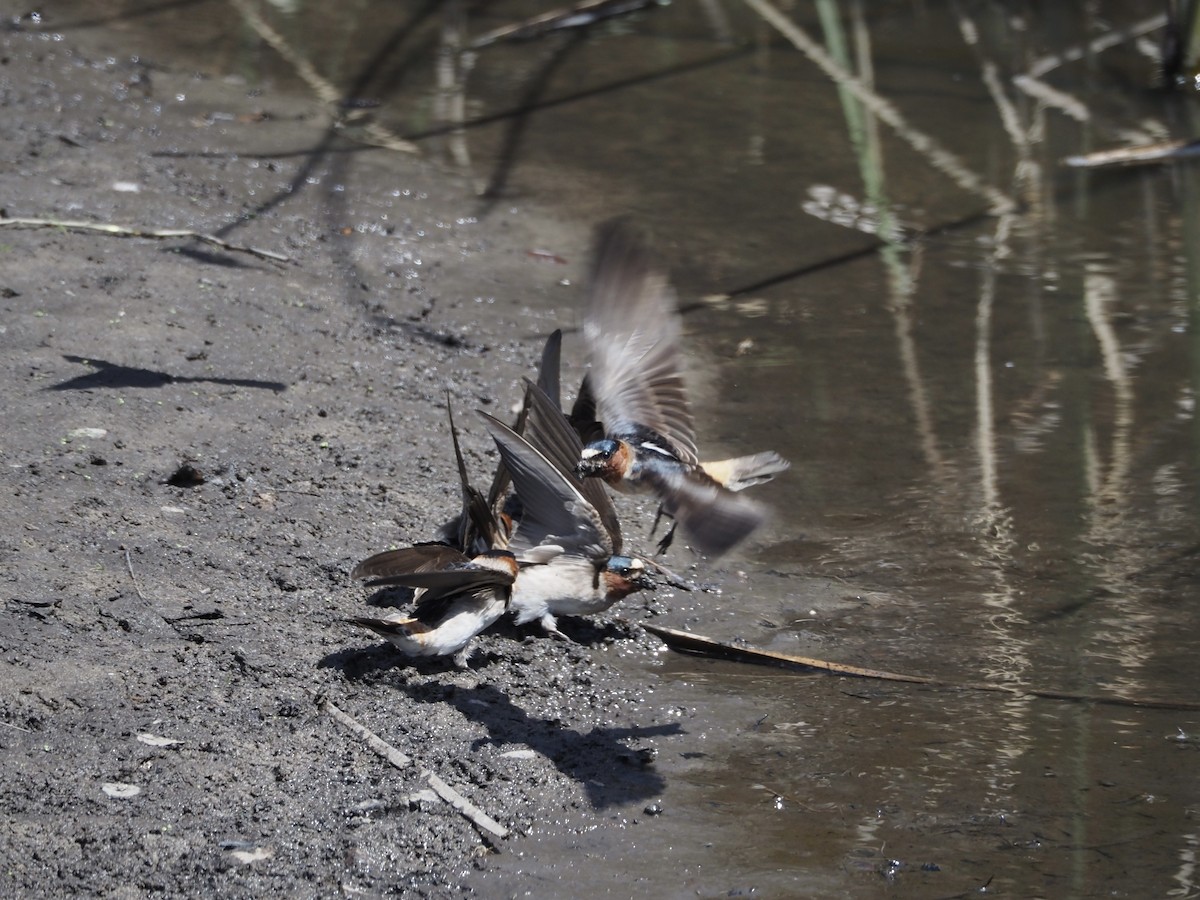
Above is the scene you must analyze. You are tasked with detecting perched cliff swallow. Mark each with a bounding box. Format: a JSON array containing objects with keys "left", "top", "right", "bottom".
[
  {"left": 572, "top": 218, "right": 790, "bottom": 557},
  {"left": 349, "top": 544, "right": 518, "bottom": 667},
  {"left": 479, "top": 383, "right": 654, "bottom": 639}
]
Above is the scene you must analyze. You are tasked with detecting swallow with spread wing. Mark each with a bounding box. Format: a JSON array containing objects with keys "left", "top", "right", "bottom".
[
  {"left": 571, "top": 218, "right": 790, "bottom": 557},
  {"left": 480, "top": 381, "right": 654, "bottom": 639},
  {"left": 349, "top": 544, "right": 518, "bottom": 668}
]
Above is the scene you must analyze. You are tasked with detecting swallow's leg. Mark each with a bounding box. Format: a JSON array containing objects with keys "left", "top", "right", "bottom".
[
  {"left": 539, "top": 614, "right": 573, "bottom": 642},
  {"left": 452, "top": 644, "right": 474, "bottom": 669},
  {"left": 648, "top": 503, "right": 679, "bottom": 555},
  {"left": 654, "top": 520, "right": 678, "bottom": 556}
]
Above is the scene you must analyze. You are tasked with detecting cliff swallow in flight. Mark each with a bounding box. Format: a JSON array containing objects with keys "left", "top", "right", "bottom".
[
  {"left": 349, "top": 544, "right": 518, "bottom": 667},
  {"left": 571, "top": 218, "right": 790, "bottom": 557},
  {"left": 479, "top": 381, "right": 654, "bottom": 639}
]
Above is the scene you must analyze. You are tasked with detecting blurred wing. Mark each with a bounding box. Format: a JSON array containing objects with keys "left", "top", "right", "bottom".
[
  {"left": 479, "top": 411, "right": 612, "bottom": 562},
  {"left": 582, "top": 218, "right": 697, "bottom": 464},
  {"left": 522, "top": 378, "right": 622, "bottom": 553},
  {"left": 646, "top": 469, "right": 765, "bottom": 557}
]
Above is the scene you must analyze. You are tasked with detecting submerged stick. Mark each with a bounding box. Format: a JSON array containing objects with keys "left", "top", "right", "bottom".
[
  {"left": 1064, "top": 139, "right": 1200, "bottom": 169},
  {"left": 642, "top": 624, "right": 1200, "bottom": 712},
  {"left": 0, "top": 216, "right": 290, "bottom": 263}
]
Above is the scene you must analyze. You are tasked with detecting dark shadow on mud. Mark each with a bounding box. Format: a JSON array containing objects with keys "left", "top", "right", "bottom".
[
  {"left": 170, "top": 245, "right": 261, "bottom": 268},
  {"left": 320, "top": 609, "right": 669, "bottom": 806},
  {"left": 440, "top": 680, "right": 677, "bottom": 808},
  {"left": 52, "top": 355, "right": 288, "bottom": 392}
]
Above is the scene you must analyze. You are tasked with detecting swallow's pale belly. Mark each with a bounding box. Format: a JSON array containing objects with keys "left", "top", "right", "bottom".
[{"left": 510, "top": 562, "right": 609, "bottom": 624}]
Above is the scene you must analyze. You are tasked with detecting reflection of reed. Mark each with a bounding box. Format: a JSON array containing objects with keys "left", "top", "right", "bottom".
[
  {"left": 1081, "top": 266, "right": 1157, "bottom": 687},
  {"left": 1084, "top": 268, "right": 1134, "bottom": 507},
  {"left": 740, "top": 0, "right": 1014, "bottom": 214},
  {"left": 1172, "top": 830, "right": 1199, "bottom": 898},
  {"left": 815, "top": 0, "right": 945, "bottom": 482},
  {"left": 228, "top": 0, "right": 420, "bottom": 153},
  {"left": 436, "top": 0, "right": 474, "bottom": 172}
]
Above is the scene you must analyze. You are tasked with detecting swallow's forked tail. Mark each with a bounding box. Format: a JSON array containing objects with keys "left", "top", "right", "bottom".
[{"left": 700, "top": 451, "right": 791, "bottom": 492}]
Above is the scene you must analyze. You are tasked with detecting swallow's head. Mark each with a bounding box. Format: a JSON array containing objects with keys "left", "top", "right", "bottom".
[
  {"left": 602, "top": 556, "right": 654, "bottom": 599},
  {"left": 575, "top": 438, "right": 631, "bottom": 484}
]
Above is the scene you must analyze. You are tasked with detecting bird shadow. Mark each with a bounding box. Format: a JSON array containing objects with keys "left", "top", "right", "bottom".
[
  {"left": 418, "top": 679, "right": 679, "bottom": 809},
  {"left": 51, "top": 355, "right": 288, "bottom": 392},
  {"left": 319, "top": 616, "right": 679, "bottom": 807}
]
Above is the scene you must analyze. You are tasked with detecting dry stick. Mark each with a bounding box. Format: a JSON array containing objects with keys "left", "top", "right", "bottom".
[
  {"left": 321, "top": 698, "right": 413, "bottom": 770},
  {"left": 322, "top": 699, "right": 511, "bottom": 842},
  {"left": 642, "top": 624, "right": 1200, "bottom": 712},
  {"left": 425, "top": 771, "right": 511, "bottom": 841},
  {"left": 0, "top": 217, "right": 290, "bottom": 264},
  {"left": 739, "top": 0, "right": 1014, "bottom": 215},
  {"left": 228, "top": 0, "right": 419, "bottom": 155},
  {"left": 123, "top": 548, "right": 147, "bottom": 603}
]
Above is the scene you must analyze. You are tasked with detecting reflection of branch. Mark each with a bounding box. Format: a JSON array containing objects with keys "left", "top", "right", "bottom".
[
  {"left": 1023, "top": 13, "right": 1167, "bottom": 79},
  {"left": 0, "top": 216, "right": 290, "bottom": 263},
  {"left": 740, "top": 0, "right": 1014, "bottom": 214},
  {"left": 228, "top": 0, "right": 419, "bottom": 154},
  {"left": 469, "top": 0, "right": 655, "bottom": 49},
  {"left": 1013, "top": 13, "right": 1167, "bottom": 128}
]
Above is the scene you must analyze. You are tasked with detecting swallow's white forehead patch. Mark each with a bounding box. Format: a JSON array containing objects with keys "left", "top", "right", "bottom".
[
  {"left": 581, "top": 447, "right": 602, "bottom": 459},
  {"left": 629, "top": 558, "right": 645, "bottom": 570}
]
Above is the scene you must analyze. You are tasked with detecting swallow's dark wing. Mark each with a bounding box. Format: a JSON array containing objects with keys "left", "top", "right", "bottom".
[
  {"left": 643, "top": 468, "right": 765, "bottom": 557},
  {"left": 582, "top": 218, "right": 698, "bottom": 464},
  {"left": 522, "top": 378, "right": 622, "bottom": 553},
  {"left": 351, "top": 544, "right": 470, "bottom": 582},
  {"left": 446, "top": 397, "right": 504, "bottom": 552},
  {"left": 567, "top": 374, "right": 605, "bottom": 446},
  {"left": 537, "top": 328, "right": 563, "bottom": 411},
  {"left": 479, "top": 411, "right": 613, "bottom": 562},
  {"left": 483, "top": 329, "right": 563, "bottom": 513}
]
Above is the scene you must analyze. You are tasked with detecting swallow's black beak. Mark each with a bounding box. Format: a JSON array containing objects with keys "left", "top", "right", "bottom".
[{"left": 633, "top": 570, "right": 656, "bottom": 591}]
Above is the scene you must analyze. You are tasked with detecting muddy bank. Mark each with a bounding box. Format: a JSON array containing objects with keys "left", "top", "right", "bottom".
[{"left": 0, "top": 20, "right": 734, "bottom": 897}]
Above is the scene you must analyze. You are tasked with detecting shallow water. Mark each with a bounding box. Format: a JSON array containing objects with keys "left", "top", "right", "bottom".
[{"left": 39, "top": 0, "right": 1200, "bottom": 895}]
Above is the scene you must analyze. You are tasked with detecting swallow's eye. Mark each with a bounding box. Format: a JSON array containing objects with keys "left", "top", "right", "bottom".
[{"left": 581, "top": 441, "right": 616, "bottom": 461}]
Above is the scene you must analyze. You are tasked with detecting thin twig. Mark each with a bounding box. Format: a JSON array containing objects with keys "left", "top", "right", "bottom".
[
  {"left": 425, "top": 770, "right": 511, "bottom": 841},
  {"left": 124, "top": 548, "right": 147, "bottom": 603},
  {"left": 0, "top": 720, "right": 33, "bottom": 733},
  {"left": 0, "top": 217, "right": 290, "bottom": 263},
  {"left": 321, "top": 698, "right": 413, "bottom": 769}
]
